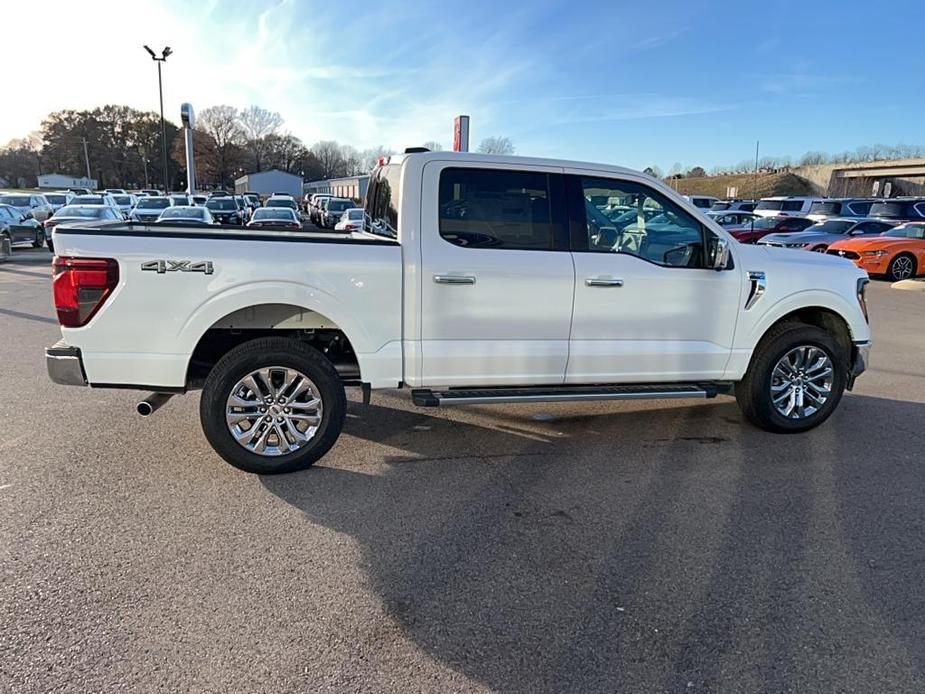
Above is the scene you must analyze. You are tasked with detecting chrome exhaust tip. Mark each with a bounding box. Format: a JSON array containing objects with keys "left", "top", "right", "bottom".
[{"left": 137, "top": 392, "right": 173, "bottom": 416}]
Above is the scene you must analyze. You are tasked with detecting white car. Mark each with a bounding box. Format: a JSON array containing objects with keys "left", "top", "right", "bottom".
[
  {"left": 683, "top": 195, "right": 718, "bottom": 212},
  {"left": 44, "top": 191, "right": 75, "bottom": 212},
  {"left": 753, "top": 196, "right": 824, "bottom": 218},
  {"left": 111, "top": 194, "right": 138, "bottom": 216},
  {"left": 334, "top": 207, "right": 365, "bottom": 232},
  {"left": 45, "top": 151, "right": 871, "bottom": 475}
]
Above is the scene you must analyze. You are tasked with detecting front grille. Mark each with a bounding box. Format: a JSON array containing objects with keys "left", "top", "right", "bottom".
[{"left": 826, "top": 249, "right": 860, "bottom": 260}]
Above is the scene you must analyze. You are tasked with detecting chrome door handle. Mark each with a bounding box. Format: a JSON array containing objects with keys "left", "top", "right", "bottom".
[
  {"left": 585, "top": 277, "right": 624, "bottom": 287},
  {"left": 433, "top": 274, "right": 476, "bottom": 285}
]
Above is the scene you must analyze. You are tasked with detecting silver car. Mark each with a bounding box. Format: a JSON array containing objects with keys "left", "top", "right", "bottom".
[
  {"left": 0, "top": 192, "right": 54, "bottom": 222},
  {"left": 758, "top": 217, "right": 895, "bottom": 252}
]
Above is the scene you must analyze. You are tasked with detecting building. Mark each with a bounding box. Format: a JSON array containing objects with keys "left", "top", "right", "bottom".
[
  {"left": 38, "top": 173, "right": 98, "bottom": 190},
  {"left": 233, "top": 169, "right": 303, "bottom": 198},
  {"left": 303, "top": 174, "right": 369, "bottom": 202}
]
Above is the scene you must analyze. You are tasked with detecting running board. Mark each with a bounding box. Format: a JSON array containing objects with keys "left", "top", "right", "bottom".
[{"left": 412, "top": 383, "right": 725, "bottom": 407}]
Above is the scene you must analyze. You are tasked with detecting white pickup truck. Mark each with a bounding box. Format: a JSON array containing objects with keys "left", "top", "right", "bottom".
[{"left": 46, "top": 151, "right": 871, "bottom": 474}]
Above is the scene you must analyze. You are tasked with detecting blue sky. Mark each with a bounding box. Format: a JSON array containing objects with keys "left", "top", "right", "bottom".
[{"left": 9, "top": 0, "right": 925, "bottom": 171}]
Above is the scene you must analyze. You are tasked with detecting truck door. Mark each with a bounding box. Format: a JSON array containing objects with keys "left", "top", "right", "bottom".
[
  {"left": 418, "top": 162, "right": 574, "bottom": 386},
  {"left": 564, "top": 171, "right": 741, "bottom": 383}
]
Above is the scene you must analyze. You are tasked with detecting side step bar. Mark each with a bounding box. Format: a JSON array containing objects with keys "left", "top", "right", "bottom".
[{"left": 412, "top": 383, "right": 728, "bottom": 407}]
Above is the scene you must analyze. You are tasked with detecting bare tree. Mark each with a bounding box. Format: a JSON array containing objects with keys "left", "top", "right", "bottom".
[
  {"left": 686, "top": 166, "right": 707, "bottom": 178},
  {"left": 198, "top": 105, "right": 246, "bottom": 187},
  {"left": 358, "top": 145, "right": 396, "bottom": 173},
  {"left": 310, "top": 141, "right": 345, "bottom": 179},
  {"left": 238, "top": 105, "right": 283, "bottom": 171},
  {"left": 422, "top": 140, "right": 444, "bottom": 151},
  {"left": 477, "top": 136, "right": 515, "bottom": 155}
]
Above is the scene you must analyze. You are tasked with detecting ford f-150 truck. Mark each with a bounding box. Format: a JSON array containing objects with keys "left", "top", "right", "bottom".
[{"left": 46, "top": 151, "right": 872, "bottom": 474}]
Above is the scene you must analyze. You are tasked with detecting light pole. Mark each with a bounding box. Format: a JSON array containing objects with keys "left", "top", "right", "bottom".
[{"left": 143, "top": 45, "right": 172, "bottom": 193}]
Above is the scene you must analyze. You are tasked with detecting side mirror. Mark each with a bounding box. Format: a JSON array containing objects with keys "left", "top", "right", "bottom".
[{"left": 710, "top": 236, "right": 730, "bottom": 271}]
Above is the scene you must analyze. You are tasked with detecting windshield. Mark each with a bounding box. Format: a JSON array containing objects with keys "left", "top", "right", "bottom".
[
  {"left": 328, "top": 200, "right": 351, "bottom": 212},
  {"left": 809, "top": 219, "right": 854, "bottom": 234},
  {"left": 113, "top": 195, "right": 132, "bottom": 205},
  {"left": 266, "top": 199, "right": 296, "bottom": 208},
  {"left": 137, "top": 198, "right": 171, "bottom": 209},
  {"left": 752, "top": 217, "right": 782, "bottom": 230},
  {"left": 755, "top": 200, "right": 784, "bottom": 211},
  {"left": 159, "top": 207, "right": 203, "bottom": 219},
  {"left": 253, "top": 208, "right": 296, "bottom": 220},
  {"left": 206, "top": 199, "right": 236, "bottom": 211},
  {"left": 169, "top": 196, "right": 188, "bottom": 205},
  {"left": 348, "top": 209, "right": 363, "bottom": 220},
  {"left": 883, "top": 223, "right": 925, "bottom": 239},
  {"left": 54, "top": 206, "right": 108, "bottom": 218},
  {"left": 0, "top": 195, "right": 31, "bottom": 206},
  {"left": 46, "top": 194, "right": 68, "bottom": 204}
]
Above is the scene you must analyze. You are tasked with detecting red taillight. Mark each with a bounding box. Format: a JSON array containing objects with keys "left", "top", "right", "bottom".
[{"left": 52, "top": 256, "right": 119, "bottom": 327}]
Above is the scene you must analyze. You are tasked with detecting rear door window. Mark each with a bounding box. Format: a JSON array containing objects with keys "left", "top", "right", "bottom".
[{"left": 438, "top": 168, "right": 560, "bottom": 250}]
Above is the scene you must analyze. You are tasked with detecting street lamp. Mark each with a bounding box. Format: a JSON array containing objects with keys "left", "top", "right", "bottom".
[{"left": 143, "top": 45, "right": 172, "bottom": 193}]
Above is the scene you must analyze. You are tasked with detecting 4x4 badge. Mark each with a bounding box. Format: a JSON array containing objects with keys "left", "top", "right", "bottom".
[{"left": 141, "top": 260, "right": 214, "bottom": 274}]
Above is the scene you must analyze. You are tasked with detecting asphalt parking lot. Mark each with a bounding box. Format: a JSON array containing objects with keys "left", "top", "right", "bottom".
[{"left": 1, "top": 246, "right": 924, "bottom": 693}]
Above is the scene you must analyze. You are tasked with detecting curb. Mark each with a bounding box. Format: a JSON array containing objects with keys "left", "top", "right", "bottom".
[{"left": 892, "top": 279, "right": 925, "bottom": 291}]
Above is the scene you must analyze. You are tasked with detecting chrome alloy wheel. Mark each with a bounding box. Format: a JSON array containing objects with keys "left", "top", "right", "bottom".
[
  {"left": 770, "top": 346, "right": 834, "bottom": 420},
  {"left": 892, "top": 255, "right": 915, "bottom": 280},
  {"left": 225, "top": 367, "right": 323, "bottom": 456}
]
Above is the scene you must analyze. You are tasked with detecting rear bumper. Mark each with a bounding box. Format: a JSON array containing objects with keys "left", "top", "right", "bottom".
[
  {"left": 848, "top": 340, "right": 871, "bottom": 390},
  {"left": 46, "top": 342, "right": 87, "bottom": 386}
]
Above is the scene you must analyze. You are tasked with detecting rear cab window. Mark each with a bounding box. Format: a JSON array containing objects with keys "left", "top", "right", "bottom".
[
  {"left": 755, "top": 200, "right": 784, "bottom": 211},
  {"left": 781, "top": 200, "right": 805, "bottom": 212},
  {"left": 809, "top": 201, "right": 841, "bottom": 216}
]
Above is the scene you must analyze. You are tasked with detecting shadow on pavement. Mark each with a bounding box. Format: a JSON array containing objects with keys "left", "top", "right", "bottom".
[{"left": 261, "top": 394, "right": 925, "bottom": 691}]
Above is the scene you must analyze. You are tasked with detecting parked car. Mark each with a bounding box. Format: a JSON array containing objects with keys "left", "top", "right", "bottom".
[
  {"left": 0, "top": 203, "right": 45, "bottom": 247},
  {"left": 867, "top": 198, "right": 925, "bottom": 223},
  {"left": 43, "top": 204, "right": 123, "bottom": 252},
  {"left": 168, "top": 193, "right": 192, "bottom": 207},
  {"left": 45, "top": 151, "right": 872, "bottom": 474},
  {"left": 682, "top": 195, "right": 718, "bottom": 211},
  {"left": 0, "top": 192, "right": 54, "bottom": 222},
  {"left": 728, "top": 215, "right": 814, "bottom": 243},
  {"left": 264, "top": 196, "right": 300, "bottom": 215},
  {"left": 44, "top": 192, "right": 74, "bottom": 212},
  {"left": 191, "top": 195, "right": 208, "bottom": 207},
  {"left": 710, "top": 199, "right": 756, "bottom": 212},
  {"left": 156, "top": 206, "right": 216, "bottom": 226},
  {"left": 806, "top": 198, "right": 877, "bottom": 221},
  {"left": 233, "top": 195, "right": 252, "bottom": 222},
  {"left": 129, "top": 196, "right": 172, "bottom": 223},
  {"left": 246, "top": 207, "right": 302, "bottom": 231},
  {"left": 334, "top": 207, "right": 365, "bottom": 232},
  {"left": 753, "top": 196, "right": 822, "bottom": 218},
  {"left": 319, "top": 198, "right": 354, "bottom": 228},
  {"left": 139, "top": 189, "right": 162, "bottom": 197},
  {"left": 827, "top": 222, "right": 925, "bottom": 280},
  {"left": 111, "top": 194, "right": 137, "bottom": 216},
  {"left": 243, "top": 193, "right": 261, "bottom": 211},
  {"left": 104, "top": 188, "right": 127, "bottom": 196},
  {"left": 309, "top": 194, "right": 332, "bottom": 224},
  {"left": 68, "top": 187, "right": 92, "bottom": 196},
  {"left": 70, "top": 193, "right": 120, "bottom": 212},
  {"left": 707, "top": 211, "right": 759, "bottom": 228},
  {"left": 758, "top": 218, "right": 895, "bottom": 252},
  {"left": 205, "top": 196, "right": 246, "bottom": 225}
]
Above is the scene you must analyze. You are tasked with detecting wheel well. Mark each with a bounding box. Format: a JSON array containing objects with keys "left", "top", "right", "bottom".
[
  {"left": 766, "top": 307, "right": 852, "bottom": 357},
  {"left": 186, "top": 304, "right": 360, "bottom": 387}
]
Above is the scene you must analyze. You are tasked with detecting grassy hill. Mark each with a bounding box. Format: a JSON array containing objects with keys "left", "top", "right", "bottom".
[{"left": 669, "top": 172, "right": 815, "bottom": 199}]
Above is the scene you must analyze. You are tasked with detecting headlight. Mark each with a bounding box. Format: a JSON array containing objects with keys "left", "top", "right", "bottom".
[{"left": 862, "top": 250, "right": 887, "bottom": 257}]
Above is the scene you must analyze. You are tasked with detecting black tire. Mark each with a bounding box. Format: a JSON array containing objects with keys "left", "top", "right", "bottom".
[
  {"left": 886, "top": 253, "right": 917, "bottom": 281},
  {"left": 32, "top": 231, "right": 45, "bottom": 248},
  {"left": 200, "top": 337, "right": 346, "bottom": 474},
  {"left": 735, "top": 323, "right": 848, "bottom": 434}
]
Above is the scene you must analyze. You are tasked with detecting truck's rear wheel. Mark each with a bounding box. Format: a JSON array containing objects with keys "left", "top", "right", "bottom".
[
  {"left": 200, "top": 337, "right": 346, "bottom": 474},
  {"left": 735, "top": 324, "right": 847, "bottom": 433}
]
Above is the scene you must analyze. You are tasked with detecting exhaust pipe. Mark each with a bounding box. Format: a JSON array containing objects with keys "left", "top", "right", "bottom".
[{"left": 137, "top": 392, "right": 174, "bottom": 416}]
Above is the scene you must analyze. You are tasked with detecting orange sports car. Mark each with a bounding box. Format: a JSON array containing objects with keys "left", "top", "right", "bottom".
[{"left": 827, "top": 222, "right": 925, "bottom": 280}]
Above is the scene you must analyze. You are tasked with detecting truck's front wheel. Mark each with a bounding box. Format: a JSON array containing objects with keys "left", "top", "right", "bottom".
[
  {"left": 200, "top": 337, "right": 346, "bottom": 474},
  {"left": 735, "top": 324, "right": 848, "bottom": 433}
]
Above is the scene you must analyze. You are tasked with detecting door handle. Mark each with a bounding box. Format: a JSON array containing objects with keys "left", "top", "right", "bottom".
[
  {"left": 434, "top": 274, "right": 477, "bottom": 285},
  {"left": 585, "top": 277, "right": 624, "bottom": 287}
]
